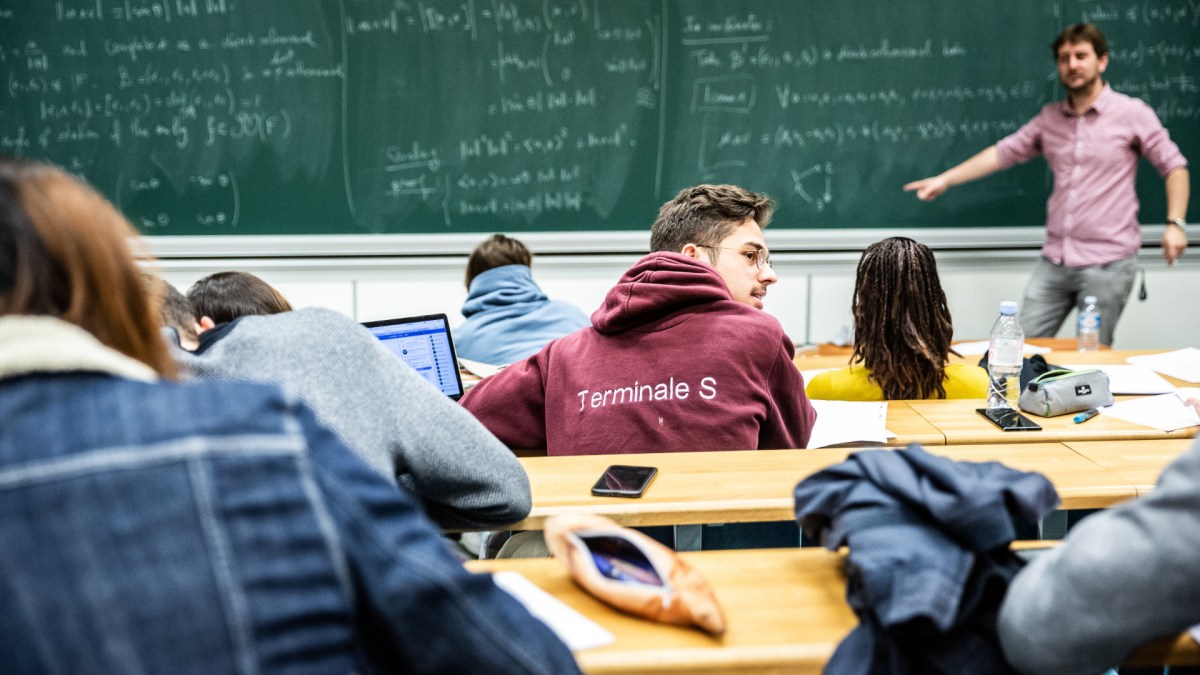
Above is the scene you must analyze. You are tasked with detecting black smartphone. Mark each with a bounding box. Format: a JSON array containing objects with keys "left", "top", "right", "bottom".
[
  {"left": 576, "top": 534, "right": 665, "bottom": 587},
  {"left": 976, "top": 407, "right": 1042, "bottom": 431},
  {"left": 591, "top": 465, "right": 658, "bottom": 498}
]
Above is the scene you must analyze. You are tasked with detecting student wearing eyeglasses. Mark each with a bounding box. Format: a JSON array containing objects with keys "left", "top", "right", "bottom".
[{"left": 461, "top": 184, "right": 816, "bottom": 457}]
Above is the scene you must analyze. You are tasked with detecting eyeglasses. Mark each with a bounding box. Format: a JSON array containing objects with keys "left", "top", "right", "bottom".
[{"left": 696, "top": 245, "right": 773, "bottom": 269}]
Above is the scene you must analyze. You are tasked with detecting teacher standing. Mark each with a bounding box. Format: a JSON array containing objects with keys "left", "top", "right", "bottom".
[{"left": 905, "top": 23, "right": 1190, "bottom": 346}]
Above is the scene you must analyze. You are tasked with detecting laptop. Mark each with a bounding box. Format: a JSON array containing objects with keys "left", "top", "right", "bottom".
[{"left": 362, "top": 314, "right": 465, "bottom": 400}]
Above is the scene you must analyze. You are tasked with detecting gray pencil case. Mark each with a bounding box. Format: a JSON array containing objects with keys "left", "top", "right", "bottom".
[{"left": 1018, "top": 369, "right": 1114, "bottom": 418}]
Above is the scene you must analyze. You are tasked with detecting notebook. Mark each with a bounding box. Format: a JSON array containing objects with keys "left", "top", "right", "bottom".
[{"left": 362, "top": 314, "right": 465, "bottom": 400}]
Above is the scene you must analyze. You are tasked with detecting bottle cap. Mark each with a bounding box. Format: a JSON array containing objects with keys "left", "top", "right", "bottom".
[
  {"left": 1083, "top": 295, "right": 1098, "bottom": 304},
  {"left": 999, "top": 300, "right": 1019, "bottom": 316}
]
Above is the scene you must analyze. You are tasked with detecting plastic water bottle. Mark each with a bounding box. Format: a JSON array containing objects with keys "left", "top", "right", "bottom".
[
  {"left": 987, "top": 301, "right": 1024, "bottom": 409},
  {"left": 1077, "top": 295, "right": 1101, "bottom": 352}
]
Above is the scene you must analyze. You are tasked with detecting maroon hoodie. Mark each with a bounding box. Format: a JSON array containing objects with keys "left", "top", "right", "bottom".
[{"left": 460, "top": 252, "right": 816, "bottom": 455}]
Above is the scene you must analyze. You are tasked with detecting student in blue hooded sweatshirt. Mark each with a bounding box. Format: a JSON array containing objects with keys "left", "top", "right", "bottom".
[{"left": 456, "top": 234, "right": 590, "bottom": 365}]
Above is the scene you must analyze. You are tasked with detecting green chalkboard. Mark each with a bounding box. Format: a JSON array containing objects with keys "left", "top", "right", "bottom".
[{"left": 0, "top": 0, "right": 1195, "bottom": 237}]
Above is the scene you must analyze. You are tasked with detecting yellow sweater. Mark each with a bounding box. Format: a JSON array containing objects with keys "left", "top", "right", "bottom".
[{"left": 804, "top": 362, "right": 989, "bottom": 401}]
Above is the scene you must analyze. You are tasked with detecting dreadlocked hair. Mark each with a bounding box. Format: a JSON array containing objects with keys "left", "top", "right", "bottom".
[{"left": 850, "top": 237, "right": 956, "bottom": 399}]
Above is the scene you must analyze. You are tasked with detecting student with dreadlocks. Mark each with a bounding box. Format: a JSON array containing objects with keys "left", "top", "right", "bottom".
[{"left": 805, "top": 237, "right": 989, "bottom": 401}]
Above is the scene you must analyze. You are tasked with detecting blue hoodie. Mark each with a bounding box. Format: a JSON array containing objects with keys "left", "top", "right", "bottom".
[{"left": 456, "top": 264, "right": 590, "bottom": 365}]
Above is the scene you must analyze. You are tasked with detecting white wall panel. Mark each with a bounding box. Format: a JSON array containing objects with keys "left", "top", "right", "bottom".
[
  {"left": 271, "top": 282, "right": 355, "bottom": 317},
  {"left": 149, "top": 247, "right": 1197, "bottom": 350},
  {"left": 356, "top": 280, "right": 466, "bottom": 324}
]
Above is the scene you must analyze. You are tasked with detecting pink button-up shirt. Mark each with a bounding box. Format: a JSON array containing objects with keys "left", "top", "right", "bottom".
[{"left": 996, "top": 85, "right": 1187, "bottom": 267}]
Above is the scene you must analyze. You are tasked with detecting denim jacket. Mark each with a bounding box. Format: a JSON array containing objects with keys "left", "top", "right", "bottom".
[{"left": 0, "top": 316, "right": 579, "bottom": 674}]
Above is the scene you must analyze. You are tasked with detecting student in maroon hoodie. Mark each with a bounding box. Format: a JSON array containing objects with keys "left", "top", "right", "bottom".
[{"left": 461, "top": 184, "right": 816, "bottom": 456}]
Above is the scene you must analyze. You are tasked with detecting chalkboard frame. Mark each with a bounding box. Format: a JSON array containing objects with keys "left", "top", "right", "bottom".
[{"left": 141, "top": 224, "right": 1182, "bottom": 259}]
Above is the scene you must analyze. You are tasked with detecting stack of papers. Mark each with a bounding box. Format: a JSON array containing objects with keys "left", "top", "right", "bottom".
[
  {"left": 1099, "top": 388, "right": 1200, "bottom": 432},
  {"left": 799, "top": 367, "right": 835, "bottom": 383},
  {"left": 1127, "top": 348, "right": 1200, "bottom": 383},
  {"left": 1066, "top": 364, "right": 1176, "bottom": 395},
  {"left": 806, "top": 400, "right": 892, "bottom": 449},
  {"left": 459, "top": 358, "right": 508, "bottom": 378}
]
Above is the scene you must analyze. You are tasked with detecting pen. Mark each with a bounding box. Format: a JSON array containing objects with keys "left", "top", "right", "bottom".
[{"left": 1073, "top": 408, "right": 1100, "bottom": 424}]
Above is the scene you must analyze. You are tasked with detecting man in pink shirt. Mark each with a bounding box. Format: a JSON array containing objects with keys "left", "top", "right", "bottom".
[{"left": 905, "top": 23, "right": 1190, "bottom": 346}]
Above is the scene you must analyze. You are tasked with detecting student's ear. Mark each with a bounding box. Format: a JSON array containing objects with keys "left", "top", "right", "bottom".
[
  {"left": 196, "top": 316, "right": 216, "bottom": 334},
  {"left": 680, "top": 243, "right": 703, "bottom": 261}
]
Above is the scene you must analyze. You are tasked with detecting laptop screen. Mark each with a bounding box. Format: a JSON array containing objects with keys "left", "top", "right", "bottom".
[{"left": 362, "top": 314, "right": 465, "bottom": 400}]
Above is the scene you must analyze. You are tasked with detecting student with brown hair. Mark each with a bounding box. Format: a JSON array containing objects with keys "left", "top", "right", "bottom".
[
  {"left": 457, "top": 233, "right": 589, "bottom": 365},
  {"left": 0, "top": 157, "right": 578, "bottom": 673},
  {"left": 463, "top": 184, "right": 816, "bottom": 555},
  {"left": 905, "top": 23, "right": 1189, "bottom": 346},
  {"left": 187, "top": 270, "right": 292, "bottom": 325},
  {"left": 0, "top": 163, "right": 176, "bottom": 376},
  {"left": 462, "top": 184, "right": 815, "bottom": 456},
  {"left": 143, "top": 274, "right": 204, "bottom": 350},
  {"left": 805, "top": 237, "right": 988, "bottom": 401}
]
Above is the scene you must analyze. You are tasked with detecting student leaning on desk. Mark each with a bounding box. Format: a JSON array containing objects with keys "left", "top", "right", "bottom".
[
  {"left": 168, "top": 271, "right": 533, "bottom": 531},
  {"left": 805, "top": 237, "right": 989, "bottom": 401}
]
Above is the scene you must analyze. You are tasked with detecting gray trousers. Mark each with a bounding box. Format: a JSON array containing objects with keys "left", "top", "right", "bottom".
[{"left": 1020, "top": 255, "right": 1138, "bottom": 347}]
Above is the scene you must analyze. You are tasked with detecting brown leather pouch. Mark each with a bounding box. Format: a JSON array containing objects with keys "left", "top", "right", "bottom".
[{"left": 544, "top": 514, "right": 726, "bottom": 635}]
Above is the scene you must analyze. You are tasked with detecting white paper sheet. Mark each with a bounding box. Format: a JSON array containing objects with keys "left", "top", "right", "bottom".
[
  {"left": 458, "top": 358, "right": 508, "bottom": 378},
  {"left": 1127, "top": 348, "right": 1200, "bottom": 383},
  {"left": 1098, "top": 389, "right": 1200, "bottom": 432},
  {"left": 1067, "top": 364, "right": 1177, "bottom": 395},
  {"left": 952, "top": 340, "right": 1051, "bottom": 356},
  {"left": 806, "top": 400, "right": 891, "bottom": 449},
  {"left": 800, "top": 368, "right": 835, "bottom": 384},
  {"left": 490, "top": 571, "right": 614, "bottom": 652}
]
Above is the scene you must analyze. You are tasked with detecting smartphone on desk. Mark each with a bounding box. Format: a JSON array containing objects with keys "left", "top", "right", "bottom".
[
  {"left": 591, "top": 465, "right": 658, "bottom": 498},
  {"left": 976, "top": 407, "right": 1042, "bottom": 431}
]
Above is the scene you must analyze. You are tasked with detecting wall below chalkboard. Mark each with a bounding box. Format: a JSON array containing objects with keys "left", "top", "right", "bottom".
[
  {"left": 2, "top": 0, "right": 1196, "bottom": 241},
  {"left": 154, "top": 245, "right": 1200, "bottom": 348}
]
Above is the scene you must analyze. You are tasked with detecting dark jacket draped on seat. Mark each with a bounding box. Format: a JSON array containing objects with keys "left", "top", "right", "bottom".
[{"left": 794, "top": 444, "right": 1059, "bottom": 675}]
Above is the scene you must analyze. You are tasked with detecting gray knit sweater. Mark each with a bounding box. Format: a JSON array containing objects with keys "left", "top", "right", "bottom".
[
  {"left": 997, "top": 435, "right": 1200, "bottom": 674},
  {"left": 176, "top": 307, "right": 530, "bottom": 531}
]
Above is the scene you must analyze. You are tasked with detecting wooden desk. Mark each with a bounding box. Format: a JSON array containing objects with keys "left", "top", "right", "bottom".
[
  {"left": 792, "top": 351, "right": 856, "bottom": 370},
  {"left": 935, "top": 442, "right": 1139, "bottom": 510},
  {"left": 1127, "top": 633, "right": 1200, "bottom": 669},
  {"left": 796, "top": 347, "right": 1195, "bottom": 445},
  {"left": 906, "top": 398, "right": 1198, "bottom": 445},
  {"left": 510, "top": 443, "right": 1138, "bottom": 531},
  {"left": 897, "top": 347, "right": 1197, "bottom": 444},
  {"left": 470, "top": 548, "right": 856, "bottom": 674},
  {"left": 510, "top": 448, "right": 853, "bottom": 530},
  {"left": 873, "top": 401, "right": 944, "bottom": 446},
  {"left": 468, "top": 548, "right": 1200, "bottom": 674},
  {"left": 1063, "top": 438, "right": 1195, "bottom": 497}
]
